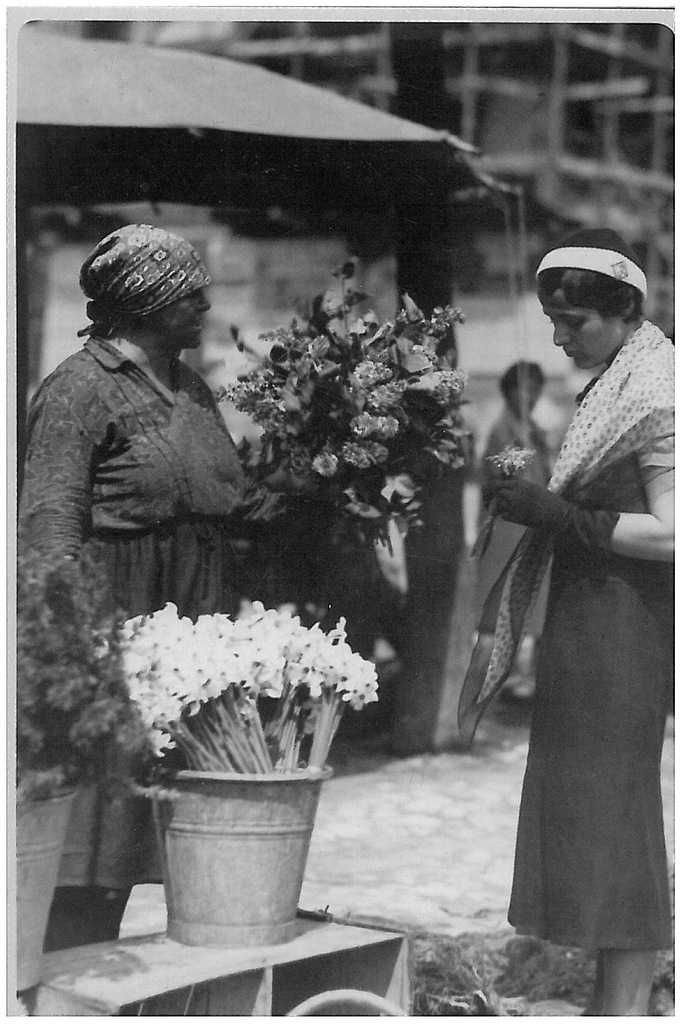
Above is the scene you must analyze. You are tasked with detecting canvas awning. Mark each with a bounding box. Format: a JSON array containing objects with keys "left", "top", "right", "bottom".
[
  {"left": 18, "top": 25, "right": 479, "bottom": 146},
  {"left": 15, "top": 24, "right": 497, "bottom": 209}
]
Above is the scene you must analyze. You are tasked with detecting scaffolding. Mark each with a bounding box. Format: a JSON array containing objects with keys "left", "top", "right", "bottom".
[
  {"left": 119, "top": 20, "right": 675, "bottom": 328},
  {"left": 142, "top": 20, "right": 671, "bottom": 328}
]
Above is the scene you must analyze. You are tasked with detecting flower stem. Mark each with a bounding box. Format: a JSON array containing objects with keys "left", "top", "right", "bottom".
[
  {"left": 232, "top": 689, "right": 272, "bottom": 772},
  {"left": 218, "top": 688, "right": 267, "bottom": 773},
  {"left": 309, "top": 692, "right": 344, "bottom": 770},
  {"left": 212, "top": 694, "right": 247, "bottom": 769},
  {"left": 244, "top": 699, "right": 273, "bottom": 772},
  {"left": 174, "top": 721, "right": 226, "bottom": 772},
  {"left": 192, "top": 707, "right": 249, "bottom": 772},
  {"left": 215, "top": 697, "right": 259, "bottom": 773},
  {"left": 283, "top": 717, "right": 300, "bottom": 772}
]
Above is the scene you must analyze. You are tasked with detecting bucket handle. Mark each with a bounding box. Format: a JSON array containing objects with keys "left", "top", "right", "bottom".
[{"left": 287, "top": 989, "right": 405, "bottom": 1016}]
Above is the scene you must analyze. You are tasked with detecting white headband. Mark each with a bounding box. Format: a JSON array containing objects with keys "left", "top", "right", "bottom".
[{"left": 537, "top": 246, "right": 647, "bottom": 299}]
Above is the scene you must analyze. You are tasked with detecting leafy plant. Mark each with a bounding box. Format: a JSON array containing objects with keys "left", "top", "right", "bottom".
[
  {"left": 16, "top": 549, "right": 144, "bottom": 801},
  {"left": 225, "top": 265, "right": 470, "bottom": 544}
]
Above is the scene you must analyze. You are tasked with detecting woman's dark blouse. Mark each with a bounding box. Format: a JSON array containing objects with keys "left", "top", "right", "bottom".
[{"left": 20, "top": 337, "right": 275, "bottom": 556}]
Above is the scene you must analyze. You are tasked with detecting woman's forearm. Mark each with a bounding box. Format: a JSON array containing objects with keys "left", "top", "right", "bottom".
[
  {"left": 609, "top": 512, "right": 674, "bottom": 562},
  {"left": 608, "top": 484, "right": 674, "bottom": 561}
]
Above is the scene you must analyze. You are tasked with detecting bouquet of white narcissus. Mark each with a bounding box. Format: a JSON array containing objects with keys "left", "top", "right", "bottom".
[
  {"left": 121, "top": 601, "right": 378, "bottom": 774},
  {"left": 224, "top": 265, "right": 469, "bottom": 545}
]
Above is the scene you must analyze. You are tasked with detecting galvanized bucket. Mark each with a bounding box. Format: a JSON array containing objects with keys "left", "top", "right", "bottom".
[
  {"left": 155, "top": 769, "right": 331, "bottom": 947},
  {"left": 16, "top": 790, "right": 75, "bottom": 990}
]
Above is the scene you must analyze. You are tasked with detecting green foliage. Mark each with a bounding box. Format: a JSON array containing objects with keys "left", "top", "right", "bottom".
[
  {"left": 495, "top": 934, "right": 672, "bottom": 1014},
  {"left": 412, "top": 931, "right": 508, "bottom": 1015},
  {"left": 650, "top": 949, "right": 675, "bottom": 1015},
  {"left": 16, "top": 548, "right": 145, "bottom": 801},
  {"left": 496, "top": 936, "right": 595, "bottom": 1004},
  {"left": 412, "top": 930, "right": 674, "bottom": 1015}
]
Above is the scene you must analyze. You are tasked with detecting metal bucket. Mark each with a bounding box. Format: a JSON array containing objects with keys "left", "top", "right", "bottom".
[
  {"left": 156, "top": 769, "right": 331, "bottom": 947},
  {"left": 16, "top": 790, "right": 75, "bottom": 990}
]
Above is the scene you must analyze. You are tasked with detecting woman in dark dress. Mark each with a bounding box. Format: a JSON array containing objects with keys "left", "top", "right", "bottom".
[
  {"left": 460, "top": 229, "right": 673, "bottom": 1014},
  {"left": 19, "top": 224, "right": 288, "bottom": 951}
]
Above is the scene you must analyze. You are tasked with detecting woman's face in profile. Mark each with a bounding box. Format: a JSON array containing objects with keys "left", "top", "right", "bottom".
[
  {"left": 540, "top": 290, "right": 629, "bottom": 370},
  {"left": 145, "top": 288, "right": 212, "bottom": 350}
]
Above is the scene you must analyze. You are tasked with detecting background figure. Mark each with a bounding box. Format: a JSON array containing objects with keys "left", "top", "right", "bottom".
[
  {"left": 19, "top": 224, "right": 287, "bottom": 953},
  {"left": 481, "top": 361, "right": 551, "bottom": 490},
  {"left": 476, "top": 361, "right": 552, "bottom": 701}
]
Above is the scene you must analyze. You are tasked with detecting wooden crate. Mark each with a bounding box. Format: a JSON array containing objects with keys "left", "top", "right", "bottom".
[{"left": 34, "top": 919, "right": 410, "bottom": 1015}]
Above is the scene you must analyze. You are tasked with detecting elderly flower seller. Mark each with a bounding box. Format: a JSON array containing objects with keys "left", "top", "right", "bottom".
[
  {"left": 19, "top": 224, "right": 290, "bottom": 951},
  {"left": 460, "top": 228, "right": 673, "bottom": 1014}
]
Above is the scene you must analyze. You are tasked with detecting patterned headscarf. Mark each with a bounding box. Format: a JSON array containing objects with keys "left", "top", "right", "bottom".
[
  {"left": 458, "top": 320, "right": 674, "bottom": 743},
  {"left": 78, "top": 224, "right": 211, "bottom": 337}
]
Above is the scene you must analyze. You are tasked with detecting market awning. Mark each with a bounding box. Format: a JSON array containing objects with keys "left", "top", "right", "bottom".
[
  {"left": 18, "top": 25, "right": 478, "bottom": 147},
  {"left": 15, "top": 24, "right": 497, "bottom": 209}
]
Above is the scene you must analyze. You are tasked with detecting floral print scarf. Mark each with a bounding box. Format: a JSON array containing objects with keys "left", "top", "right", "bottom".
[{"left": 459, "top": 320, "right": 674, "bottom": 742}]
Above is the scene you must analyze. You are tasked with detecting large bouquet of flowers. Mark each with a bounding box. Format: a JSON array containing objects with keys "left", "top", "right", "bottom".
[
  {"left": 225, "top": 266, "right": 469, "bottom": 543},
  {"left": 122, "top": 601, "right": 378, "bottom": 774}
]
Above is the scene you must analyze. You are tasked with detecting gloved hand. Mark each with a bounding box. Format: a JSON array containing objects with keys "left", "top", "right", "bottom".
[
  {"left": 486, "top": 478, "right": 619, "bottom": 550},
  {"left": 486, "top": 478, "right": 571, "bottom": 530}
]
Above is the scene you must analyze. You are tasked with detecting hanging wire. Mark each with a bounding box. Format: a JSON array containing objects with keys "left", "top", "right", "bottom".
[
  {"left": 502, "top": 190, "right": 531, "bottom": 446},
  {"left": 516, "top": 187, "right": 530, "bottom": 298},
  {"left": 515, "top": 186, "right": 532, "bottom": 445}
]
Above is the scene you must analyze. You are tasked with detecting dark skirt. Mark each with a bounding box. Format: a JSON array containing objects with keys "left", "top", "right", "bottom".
[
  {"left": 89, "top": 517, "right": 254, "bottom": 620},
  {"left": 58, "top": 518, "right": 251, "bottom": 889},
  {"left": 508, "top": 543, "right": 673, "bottom": 950}
]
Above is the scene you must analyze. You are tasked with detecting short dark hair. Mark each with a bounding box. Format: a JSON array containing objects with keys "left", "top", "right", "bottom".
[
  {"left": 537, "top": 266, "right": 643, "bottom": 321},
  {"left": 500, "top": 361, "right": 545, "bottom": 400}
]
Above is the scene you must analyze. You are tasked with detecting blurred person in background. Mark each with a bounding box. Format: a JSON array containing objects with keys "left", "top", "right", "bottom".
[
  {"left": 481, "top": 361, "right": 552, "bottom": 488},
  {"left": 19, "top": 224, "right": 298, "bottom": 952},
  {"left": 476, "top": 361, "right": 552, "bottom": 701},
  {"left": 462, "top": 228, "right": 674, "bottom": 1014}
]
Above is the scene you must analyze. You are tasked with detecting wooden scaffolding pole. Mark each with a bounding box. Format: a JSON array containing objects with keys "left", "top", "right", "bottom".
[
  {"left": 542, "top": 24, "right": 569, "bottom": 206},
  {"left": 570, "top": 26, "right": 674, "bottom": 74},
  {"left": 651, "top": 25, "right": 673, "bottom": 174},
  {"left": 373, "top": 24, "right": 393, "bottom": 112},
  {"left": 460, "top": 26, "right": 479, "bottom": 146}
]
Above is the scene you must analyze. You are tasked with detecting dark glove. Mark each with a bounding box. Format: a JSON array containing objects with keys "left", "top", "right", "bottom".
[
  {"left": 488, "top": 478, "right": 619, "bottom": 550},
  {"left": 488, "top": 479, "right": 570, "bottom": 529}
]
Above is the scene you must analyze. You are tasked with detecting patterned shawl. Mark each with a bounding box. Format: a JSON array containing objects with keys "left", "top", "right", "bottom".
[{"left": 458, "top": 320, "right": 674, "bottom": 743}]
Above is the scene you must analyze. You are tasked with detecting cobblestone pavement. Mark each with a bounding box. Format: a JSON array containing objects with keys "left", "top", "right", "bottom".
[{"left": 121, "top": 710, "right": 674, "bottom": 1012}]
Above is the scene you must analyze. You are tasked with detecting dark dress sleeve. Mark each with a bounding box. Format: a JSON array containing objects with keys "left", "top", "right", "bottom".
[
  {"left": 184, "top": 365, "right": 284, "bottom": 523},
  {"left": 19, "top": 374, "right": 100, "bottom": 559}
]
